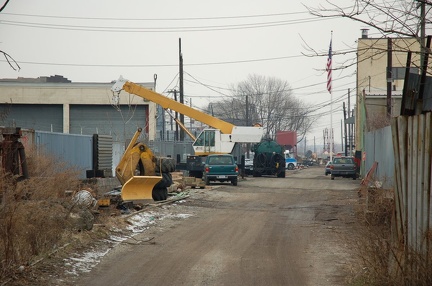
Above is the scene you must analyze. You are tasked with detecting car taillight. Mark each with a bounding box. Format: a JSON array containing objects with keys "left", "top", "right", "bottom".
[
  {"left": 205, "top": 167, "right": 209, "bottom": 173},
  {"left": 235, "top": 166, "right": 238, "bottom": 172},
  {"left": 330, "top": 165, "right": 334, "bottom": 170}
]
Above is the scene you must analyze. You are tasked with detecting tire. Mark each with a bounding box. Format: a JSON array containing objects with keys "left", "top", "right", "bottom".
[
  {"left": 352, "top": 175, "right": 356, "bottom": 180},
  {"left": 154, "top": 172, "right": 172, "bottom": 189},
  {"left": 231, "top": 177, "right": 238, "bottom": 186},
  {"left": 287, "top": 163, "right": 295, "bottom": 170},
  {"left": 277, "top": 170, "right": 286, "bottom": 178},
  {"left": 331, "top": 175, "right": 335, "bottom": 180},
  {"left": 152, "top": 188, "right": 167, "bottom": 201},
  {"left": 155, "top": 157, "right": 176, "bottom": 173},
  {"left": 152, "top": 188, "right": 161, "bottom": 201},
  {"left": 205, "top": 176, "right": 210, "bottom": 185}
]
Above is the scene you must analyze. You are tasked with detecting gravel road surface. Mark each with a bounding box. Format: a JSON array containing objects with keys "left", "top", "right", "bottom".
[{"left": 71, "top": 166, "right": 360, "bottom": 286}]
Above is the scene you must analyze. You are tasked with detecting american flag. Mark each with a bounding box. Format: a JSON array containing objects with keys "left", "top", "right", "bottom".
[{"left": 326, "top": 39, "right": 332, "bottom": 94}]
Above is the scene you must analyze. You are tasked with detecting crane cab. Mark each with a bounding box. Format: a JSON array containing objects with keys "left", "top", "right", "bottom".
[{"left": 192, "top": 127, "right": 263, "bottom": 156}]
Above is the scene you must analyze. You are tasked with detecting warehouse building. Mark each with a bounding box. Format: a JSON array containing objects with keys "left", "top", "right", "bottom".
[{"left": 0, "top": 75, "right": 157, "bottom": 143}]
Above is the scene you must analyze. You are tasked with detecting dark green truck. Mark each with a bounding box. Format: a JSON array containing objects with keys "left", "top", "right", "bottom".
[{"left": 203, "top": 154, "right": 239, "bottom": 186}]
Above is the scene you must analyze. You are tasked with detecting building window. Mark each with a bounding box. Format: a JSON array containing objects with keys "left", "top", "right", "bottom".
[{"left": 392, "top": 67, "right": 419, "bottom": 80}]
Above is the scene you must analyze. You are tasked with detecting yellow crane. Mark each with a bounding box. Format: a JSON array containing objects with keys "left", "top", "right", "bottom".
[{"left": 111, "top": 76, "right": 263, "bottom": 156}]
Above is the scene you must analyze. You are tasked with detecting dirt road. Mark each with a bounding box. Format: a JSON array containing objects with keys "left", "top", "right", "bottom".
[{"left": 72, "top": 166, "right": 360, "bottom": 286}]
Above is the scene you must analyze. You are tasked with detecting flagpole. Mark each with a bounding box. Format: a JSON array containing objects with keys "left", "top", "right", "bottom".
[
  {"left": 327, "top": 31, "right": 333, "bottom": 163},
  {"left": 330, "top": 86, "right": 333, "bottom": 163}
]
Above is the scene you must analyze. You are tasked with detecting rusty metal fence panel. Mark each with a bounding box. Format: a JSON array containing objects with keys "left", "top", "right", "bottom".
[{"left": 391, "top": 113, "right": 432, "bottom": 252}]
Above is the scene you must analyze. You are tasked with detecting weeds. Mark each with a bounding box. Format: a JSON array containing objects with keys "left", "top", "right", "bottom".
[
  {"left": 351, "top": 187, "right": 432, "bottom": 285},
  {"left": 0, "top": 148, "right": 82, "bottom": 282}
]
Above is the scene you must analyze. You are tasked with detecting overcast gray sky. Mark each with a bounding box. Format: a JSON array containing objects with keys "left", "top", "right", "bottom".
[{"left": 1, "top": 0, "right": 370, "bottom": 149}]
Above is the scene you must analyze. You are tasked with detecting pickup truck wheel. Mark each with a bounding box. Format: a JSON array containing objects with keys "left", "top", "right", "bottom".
[
  {"left": 352, "top": 175, "right": 356, "bottom": 180},
  {"left": 287, "top": 163, "right": 295, "bottom": 170},
  {"left": 205, "top": 177, "right": 210, "bottom": 185},
  {"left": 331, "top": 175, "right": 335, "bottom": 180},
  {"left": 231, "top": 178, "right": 238, "bottom": 186}
]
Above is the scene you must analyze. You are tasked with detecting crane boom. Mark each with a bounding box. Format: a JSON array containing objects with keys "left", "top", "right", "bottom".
[
  {"left": 112, "top": 76, "right": 235, "bottom": 135},
  {"left": 111, "top": 76, "right": 263, "bottom": 156}
]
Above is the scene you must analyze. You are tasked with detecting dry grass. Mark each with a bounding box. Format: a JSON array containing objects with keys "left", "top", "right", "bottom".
[
  {"left": 350, "top": 187, "right": 432, "bottom": 286},
  {"left": 0, "top": 148, "right": 93, "bottom": 283}
]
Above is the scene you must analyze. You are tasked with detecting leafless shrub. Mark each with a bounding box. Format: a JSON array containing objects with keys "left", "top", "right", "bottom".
[
  {"left": 0, "top": 147, "right": 82, "bottom": 280},
  {"left": 351, "top": 187, "right": 432, "bottom": 285}
]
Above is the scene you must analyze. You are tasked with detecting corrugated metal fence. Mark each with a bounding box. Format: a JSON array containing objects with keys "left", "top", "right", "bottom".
[
  {"left": 364, "top": 125, "right": 395, "bottom": 189},
  {"left": 147, "top": 140, "right": 194, "bottom": 162},
  {"left": 391, "top": 113, "right": 432, "bottom": 252},
  {"left": 35, "top": 131, "right": 93, "bottom": 179},
  {"left": 32, "top": 131, "right": 193, "bottom": 179},
  {"left": 364, "top": 113, "right": 432, "bottom": 254}
]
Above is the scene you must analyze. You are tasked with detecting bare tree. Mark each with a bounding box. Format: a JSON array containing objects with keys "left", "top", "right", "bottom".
[
  {"left": 210, "top": 74, "right": 314, "bottom": 141},
  {"left": 305, "top": 1, "right": 431, "bottom": 66},
  {"left": 0, "top": 0, "right": 20, "bottom": 71},
  {"left": 306, "top": 1, "right": 430, "bottom": 39}
]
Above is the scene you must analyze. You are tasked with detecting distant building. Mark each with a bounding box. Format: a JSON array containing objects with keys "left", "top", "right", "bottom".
[{"left": 0, "top": 75, "right": 156, "bottom": 143}]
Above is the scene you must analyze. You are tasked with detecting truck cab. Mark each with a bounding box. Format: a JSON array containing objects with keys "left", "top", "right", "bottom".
[
  {"left": 203, "top": 154, "right": 239, "bottom": 186},
  {"left": 284, "top": 150, "right": 298, "bottom": 170}
]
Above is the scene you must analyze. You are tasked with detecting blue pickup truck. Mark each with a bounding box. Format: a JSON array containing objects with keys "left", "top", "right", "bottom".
[{"left": 203, "top": 154, "right": 239, "bottom": 186}]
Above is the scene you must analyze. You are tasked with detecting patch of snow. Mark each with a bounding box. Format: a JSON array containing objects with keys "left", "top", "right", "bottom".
[
  {"left": 63, "top": 207, "right": 194, "bottom": 278},
  {"left": 64, "top": 247, "right": 111, "bottom": 276}
]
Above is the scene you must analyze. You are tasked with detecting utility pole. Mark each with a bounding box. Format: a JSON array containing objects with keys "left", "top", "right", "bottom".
[
  {"left": 246, "top": 95, "right": 250, "bottom": 158},
  {"left": 245, "top": 95, "right": 249, "bottom": 126},
  {"left": 313, "top": 136, "right": 316, "bottom": 154},
  {"left": 343, "top": 102, "right": 347, "bottom": 155},
  {"left": 386, "top": 38, "right": 392, "bottom": 118},
  {"left": 340, "top": 119, "right": 343, "bottom": 152},
  {"left": 347, "top": 88, "right": 351, "bottom": 155},
  {"left": 179, "top": 38, "right": 185, "bottom": 141},
  {"left": 154, "top": 74, "right": 164, "bottom": 140},
  {"left": 304, "top": 137, "right": 307, "bottom": 155}
]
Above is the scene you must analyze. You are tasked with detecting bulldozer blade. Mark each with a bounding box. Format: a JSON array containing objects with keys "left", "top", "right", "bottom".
[{"left": 121, "top": 175, "right": 162, "bottom": 201}]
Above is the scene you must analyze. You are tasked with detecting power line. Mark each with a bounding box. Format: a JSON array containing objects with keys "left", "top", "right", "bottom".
[
  {"left": 0, "top": 17, "right": 334, "bottom": 32},
  {"left": 0, "top": 53, "right": 313, "bottom": 67},
  {"left": 1, "top": 11, "right": 310, "bottom": 21}
]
